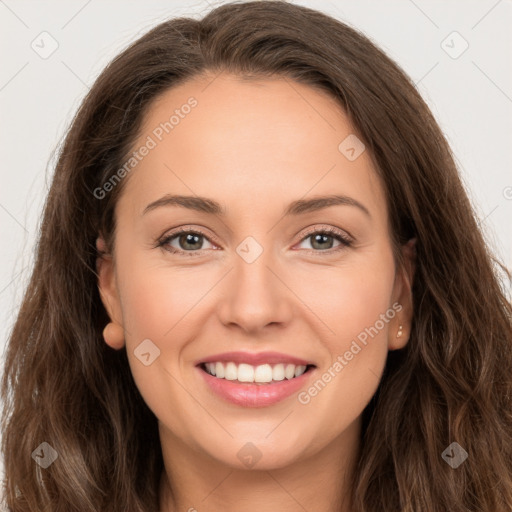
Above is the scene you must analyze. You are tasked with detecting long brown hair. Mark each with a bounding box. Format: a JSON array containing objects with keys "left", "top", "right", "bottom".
[{"left": 2, "top": 1, "right": 511, "bottom": 510}]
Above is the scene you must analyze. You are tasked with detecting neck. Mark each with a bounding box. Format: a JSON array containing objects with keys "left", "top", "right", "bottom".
[{"left": 158, "top": 417, "right": 361, "bottom": 512}]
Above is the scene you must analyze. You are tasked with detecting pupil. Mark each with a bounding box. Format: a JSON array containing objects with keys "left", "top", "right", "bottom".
[
  {"left": 312, "top": 234, "right": 333, "bottom": 250},
  {"left": 181, "top": 233, "right": 201, "bottom": 250}
]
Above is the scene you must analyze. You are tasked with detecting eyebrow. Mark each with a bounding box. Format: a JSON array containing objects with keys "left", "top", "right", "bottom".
[{"left": 142, "top": 194, "right": 371, "bottom": 218}]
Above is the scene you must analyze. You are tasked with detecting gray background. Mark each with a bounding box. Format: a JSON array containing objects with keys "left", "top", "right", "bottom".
[{"left": 1, "top": 0, "right": 511, "bottom": 486}]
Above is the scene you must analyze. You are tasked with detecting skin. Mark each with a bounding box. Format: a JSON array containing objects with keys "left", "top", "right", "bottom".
[{"left": 96, "top": 72, "right": 415, "bottom": 512}]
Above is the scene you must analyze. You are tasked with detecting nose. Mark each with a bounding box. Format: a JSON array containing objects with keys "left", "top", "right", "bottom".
[{"left": 216, "top": 246, "right": 294, "bottom": 334}]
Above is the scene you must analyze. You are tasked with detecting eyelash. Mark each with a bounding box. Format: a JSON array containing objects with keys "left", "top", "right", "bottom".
[{"left": 156, "top": 225, "right": 352, "bottom": 257}]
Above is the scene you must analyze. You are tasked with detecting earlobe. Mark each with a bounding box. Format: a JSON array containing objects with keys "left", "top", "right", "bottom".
[
  {"left": 96, "top": 235, "right": 125, "bottom": 350},
  {"left": 389, "top": 238, "right": 417, "bottom": 351},
  {"left": 102, "top": 322, "right": 125, "bottom": 350}
]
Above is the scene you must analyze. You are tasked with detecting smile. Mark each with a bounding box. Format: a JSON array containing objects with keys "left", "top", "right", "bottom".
[
  {"left": 200, "top": 362, "right": 313, "bottom": 384},
  {"left": 197, "top": 362, "right": 317, "bottom": 407}
]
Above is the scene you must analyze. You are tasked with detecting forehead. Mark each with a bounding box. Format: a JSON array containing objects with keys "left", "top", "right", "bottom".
[{"left": 118, "top": 73, "right": 386, "bottom": 222}]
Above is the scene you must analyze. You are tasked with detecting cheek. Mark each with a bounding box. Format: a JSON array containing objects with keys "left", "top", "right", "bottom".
[
  {"left": 114, "top": 253, "right": 206, "bottom": 435},
  {"left": 289, "top": 252, "right": 396, "bottom": 346},
  {"left": 116, "top": 252, "right": 205, "bottom": 341},
  {"left": 291, "top": 251, "right": 395, "bottom": 422}
]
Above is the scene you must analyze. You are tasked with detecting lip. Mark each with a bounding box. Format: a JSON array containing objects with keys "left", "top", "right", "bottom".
[
  {"left": 195, "top": 351, "right": 315, "bottom": 367},
  {"left": 197, "top": 364, "right": 316, "bottom": 408}
]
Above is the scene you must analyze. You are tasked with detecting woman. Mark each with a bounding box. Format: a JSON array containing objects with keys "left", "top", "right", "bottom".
[{"left": 2, "top": 1, "right": 511, "bottom": 511}]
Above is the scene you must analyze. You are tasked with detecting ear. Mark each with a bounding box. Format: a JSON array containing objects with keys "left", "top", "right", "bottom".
[
  {"left": 388, "top": 238, "right": 416, "bottom": 350},
  {"left": 96, "top": 235, "right": 125, "bottom": 350}
]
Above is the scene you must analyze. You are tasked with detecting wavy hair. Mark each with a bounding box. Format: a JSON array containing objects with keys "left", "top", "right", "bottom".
[{"left": 2, "top": 1, "right": 511, "bottom": 510}]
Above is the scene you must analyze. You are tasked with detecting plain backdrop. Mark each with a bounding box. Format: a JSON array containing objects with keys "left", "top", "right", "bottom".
[{"left": 1, "top": 0, "right": 511, "bottom": 486}]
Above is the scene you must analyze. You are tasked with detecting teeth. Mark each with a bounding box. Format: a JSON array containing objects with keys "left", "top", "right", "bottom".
[
  {"left": 272, "top": 364, "right": 285, "bottom": 381},
  {"left": 225, "top": 362, "right": 238, "bottom": 381},
  {"left": 203, "top": 362, "right": 308, "bottom": 383}
]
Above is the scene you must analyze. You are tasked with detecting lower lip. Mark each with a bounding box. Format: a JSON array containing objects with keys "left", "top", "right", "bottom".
[{"left": 197, "top": 365, "right": 315, "bottom": 408}]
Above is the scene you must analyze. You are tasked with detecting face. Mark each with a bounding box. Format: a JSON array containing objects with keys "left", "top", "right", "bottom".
[{"left": 97, "top": 72, "right": 414, "bottom": 471}]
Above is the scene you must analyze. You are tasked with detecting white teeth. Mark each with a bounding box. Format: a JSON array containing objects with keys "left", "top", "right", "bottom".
[
  {"left": 254, "top": 364, "right": 273, "bottom": 383},
  {"left": 203, "top": 362, "right": 309, "bottom": 382},
  {"left": 215, "top": 362, "right": 224, "bottom": 378},
  {"left": 294, "top": 365, "right": 306, "bottom": 377},
  {"left": 224, "top": 362, "right": 237, "bottom": 381},
  {"left": 237, "top": 363, "right": 254, "bottom": 382},
  {"left": 272, "top": 363, "right": 285, "bottom": 381},
  {"left": 285, "top": 364, "right": 295, "bottom": 379}
]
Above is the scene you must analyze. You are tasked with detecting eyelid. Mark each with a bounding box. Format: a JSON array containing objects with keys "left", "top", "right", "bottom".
[
  {"left": 293, "top": 225, "right": 352, "bottom": 253},
  {"left": 157, "top": 224, "right": 353, "bottom": 255},
  {"left": 156, "top": 225, "right": 219, "bottom": 255},
  {"left": 298, "top": 224, "right": 353, "bottom": 243}
]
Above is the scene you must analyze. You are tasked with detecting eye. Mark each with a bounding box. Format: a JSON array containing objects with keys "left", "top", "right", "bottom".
[
  {"left": 157, "top": 228, "right": 216, "bottom": 256},
  {"left": 156, "top": 225, "right": 352, "bottom": 257},
  {"left": 295, "top": 226, "right": 352, "bottom": 253}
]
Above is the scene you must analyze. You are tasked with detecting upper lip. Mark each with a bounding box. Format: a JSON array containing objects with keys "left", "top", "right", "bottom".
[{"left": 196, "top": 351, "right": 316, "bottom": 367}]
